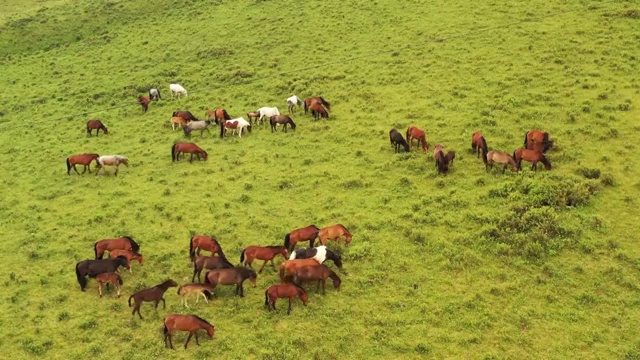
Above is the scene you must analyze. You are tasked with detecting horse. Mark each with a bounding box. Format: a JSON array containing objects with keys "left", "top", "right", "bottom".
[
  {"left": 278, "top": 258, "right": 322, "bottom": 281},
  {"left": 524, "top": 130, "right": 553, "bottom": 153},
  {"left": 446, "top": 151, "right": 456, "bottom": 166},
  {"left": 291, "top": 264, "right": 341, "bottom": 294},
  {"left": 284, "top": 225, "right": 320, "bottom": 253},
  {"left": 95, "top": 155, "right": 129, "bottom": 176},
  {"left": 247, "top": 111, "right": 260, "bottom": 124},
  {"left": 95, "top": 272, "right": 123, "bottom": 298},
  {"left": 75, "top": 256, "right": 130, "bottom": 291},
  {"left": 257, "top": 107, "right": 280, "bottom": 126},
  {"left": 486, "top": 150, "right": 518, "bottom": 173},
  {"left": 171, "top": 142, "right": 207, "bottom": 162},
  {"left": 128, "top": 279, "right": 178, "bottom": 320},
  {"left": 316, "top": 224, "right": 352, "bottom": 247},
  {"left": 182, "top": 120, "right": 212, "bottom": 138},
  {"left": 288, "top": 246, "right": 343, "bottom": 269},
  {"left": 286, "top": 95, "right": 303, "bottom": 114},
  {"left": 177, "top": 284, "right": 215, "bottom": 308},
  {"left": 137, "top": 96, "right": 150, "bottom": 113},
  {"left": 94, "top": 236, "right": 140, "bottom": 259},
  {"left": 205, "top": 108, "right": 231, "bottom": 125},
  {"left": 304, "top": 97, "right": 331, "bottom": 114},
  {"left": 203, "top": 267, "right": 257, "bottom": 297},
  {"left": 108, "top": 249, "right": 143, "bottom": 273},
  {"left": 192, "top": 255, "right": 235, "bottom": 282},
  {"left": 223, "top": 118, "right": 252, "bottom": 138},
  {"left": 66, "top": 153, "right": 100, "bottom": 175},
  {"left": 434, "top": 144, "right": 449, "bottom": 174},
  {"left": 172, "top": 111, "right": 199, "bottom": 122},
  {"left": 170, "top": 83, "right": 187, "bottom": 97},
  {"left": 513, "top": 148, "right": 552, "bottom": 171},
  {"left": 149, "top": 88, "right": 161, "bottom": 101},
  {"left": 163, "top": 314, "right": 215, "bottom": 350},
  {"left": 189, "top": 235, "right": 225, "bottom": 260},
  {"left": 269, "top": 115, "right": 296, "bottom": 133},
  {"left": 309, "top": 102, "right": 329, "bottom": 120},
  {"left": 86, "top": 120, "right": 108, "bottom": 136},
  {"left": 240, "top": 246, "right": 289, "bottom": 273},
  {"left": 471, "top": 131, "right": 489, "bottom": 163},
  {"left": 264, "top": 283, "right": 308, "bottom": 315},
  {"left": 170, "top": 116, "right": 189, "bottom": 131},
  {"left": 389, "top": 128, "right": 410, "bottom": 153},
  {"left": 406, "top": 126, "right": 428, "bottom": 153}
]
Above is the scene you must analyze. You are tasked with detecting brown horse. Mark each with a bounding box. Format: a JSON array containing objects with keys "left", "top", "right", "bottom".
[
  {"left": 247, "top": 111, "right": 260, "bottom": 124},
  {"left": 389, "top": 128, "right": 410, "bottom": 153},
  {"left": 171, "top": 142, "right": 207, "bottom": 162},
  {"left": 304, "top": 97, "right": 331, "bottom": 114},
  {"left": 309, "top": 102, "right": 329, "bottom": 120},
  {"left": 163, "top": 314, "right": 215, "bottom": 350},
  {"left": 434, "top": 144, "right": 449, "bottom": 174},
  {"left": 177, "top": 284, "right": 215, "bottom": 308},
  {"left": 278, "top": 258, "right": 322, "bottom": 281},
  {"left": 486, "top": 150, "right": 518, "bottom": 173},
  {"left": 471, "top": 131, "right": 489, "bottom": 163},
  {"left": 108, "top": 249, "right": 143, "bottom": 273},
  {"left": 269, "top": 115, "right": 297, "bottom": 133},
  {"left": 137, "top": 96, "right": 150, "bottom": 113},
  {"left": 170, "top": 116, "right": 189, "bottom": 131},
  {"left": 291, "top": 264, "right": 341, "bottom": 294},
  {"left": 95, "top": 272, "right": 123, "bottom": 298},
  {"left": 128, "top": 279, "right": 178, "bottom": 320},
  {"left": 284, "top": 225, "right": 320, "bottom": 253},
  {"left": 173, "top": 111, "right": 199, "bottom": 122},
  {"left": 94, "top": 236, "right": 140, "bottom": 259},
  {"left": 406, "top": 126, "right": 428, "bottom": 153},
  {"left": 316, "top": 224, "right": 352, "bottom": 247},
  {"left": 513, "top": 148, "right": 552, "bottom": 171},
  {"left": 192, "top": 255, "right": 235, "bottom": 282},
  {"left": 189, "top": 235, "right": 225, "bottom": 260},
  {"left": 66, "top": 153, "right": 100, "bottom": 175},
  {"left": 264, "top": 283, "right": 308, "bottom": 315},
  {"left": 240, "top": 246, "right": 289, "bottom": 273},
  {"left": 203, "top": 267, "right": 257, "bottom": 297},
  {"left": 206, "top": 108, "right": 232, "bottom": 125},
  {"left": 86, "top": 120, "right": 108, "bottom": 136},
  {"left": 446, "top": 151, "right": 456, "bottom": 166},
  {"left": 524, "top": 130, "right": 553, "bottom": 153}
]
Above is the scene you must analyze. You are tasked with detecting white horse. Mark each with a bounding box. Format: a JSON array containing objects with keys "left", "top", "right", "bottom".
[
  {"left": 286, "top": 95, "right": 303, "bottom": 114},
  {"left": 257, "top": 107, "right": 280, "bottom": 126},
  {"left": 183, "top": 120, "right": 212, "bottom": 137},
  {"left": 223, "top": 117, "right": 252, "bottom": 138},
  {"left": 149, "top": 88, "right": 161, "bottom": 101},
  {"left": 95, "top": 155, "right": 129, "bottom": 176},
  {"left": 170, "top": 84, "right": 187, "bottom": 98}
]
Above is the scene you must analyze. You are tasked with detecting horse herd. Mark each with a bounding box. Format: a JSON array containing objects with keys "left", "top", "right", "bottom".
[
  {"left": 389, "top": 125, "right": 554, "bottom": 174},
  {"left": 73, "top": 223, "right": 351, "bottom": 350}
]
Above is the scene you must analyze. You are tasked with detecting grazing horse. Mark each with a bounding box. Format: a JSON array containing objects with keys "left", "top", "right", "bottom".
[
  {"left": 513, "top": 148, "right": 552, "bottom": 171},
  {"left": 75, "top": 256, "right": 130, "bottom": 291},
  {"left": 173, "top": 111, "right": 199, "bottom": 122},
  {"left": 189, "top": 235, "right": 225, "bottom": 260},
  {"left": 108, "top": 249, "right": 143, "bottom": 273},
  {"left": 257, "top": 107, "right": 280, "bottom": 126},
  {"left": 240, "top": 246, "right": 289, "bottom": 273},
  {"left": 247, "top": 111, "right": 260, "bottom": 124},
  {"left": 86, "top": 120, "right": 108, "bottom": 136},
  {"left": 95, "top": 155, "right": 129, "bottom": 176},
  {"left": 95, "top": 272, "right": 123, "bottom": 298},
  {"left": 524, "top": 130, "right": 553, "bottom": 153},
  {"left": 486, "top": 151, "right": 518, "bottom": 173},
  {"left": 289, "top": 246, "right": 343, "bottom": 268},
  {"left": 309, "top": 102, "right": 329, "bottom": 120},
  {"left": 170, "top": 83, "right": 187, "bottom": 97},
  {"left": 163, "top": 314, "right": 215, "bottom": 350},
  {"left": 203, "top": 267, "right": 257, "bottom": 297},
  {"left": 265, "top": 283, "right": 308, "bottom": 315},
  {"left": 434, "top": 144, "right": 449, "bottom": 174},
  {"left": 446, "top": 151, "right": 456, "bottom": 166},
  {"left": 171, "top": 142, "right": 207, "bottom": 162},
  {"left": 206, "top": 108, "right": 232, "bottom": 125},
  {"left": 406, "top": 126, "right": 428, "bottom": 153},
  {"left": 137, "top": 96, "right": 151, "bottom": 113},
  {"left": 170, "top": 116, "right": 189, "bottom": 131},
  {"left": 471, "top": 131, "right": 489, "bottom": 163},
  {"left": 94, "top": 236, "right": 140, "bottom": 259},
  {"left": 192, "top": 255, "right": 235, "bottom": 282},
  {"left": 177, "top": 284, "right": 215, "bottom": 308},
  {"left": 66, "top": 153, "right": 100, "bottom": 175},
  {"left": 284, "top": 225, "right": 320, "bottom": 253},
  {"left": 182, "top": 120, "right": 212, "bottom": 138},
  {"left": 316, "top": 224, "right": 352, "bottom": 247},
  {"left": 223, "top": 118, "right": 252, "bottom": 137},
  {"left": 128, "top": 279, "right": 178, "bottom": 320},
  {"left": 286, "top": 95, "right": 303, "bottom": 114},
  {"left": 304, "top": 97, "right": 331, "bottom": 114},
  {"left": 389, "top": 128, "right": 410, "bottom": 153},
  {"left": 269, "top": 115, "right": 296, "bottom": 133},
  {"left": 278, "top": 258, "right": 322, "bottom": 281},
  {"left": 149, "top": 88, "right": 161, "bottom": 101},
  {"left": 291, "top": 264, "right": 341, "bottom": 294}
]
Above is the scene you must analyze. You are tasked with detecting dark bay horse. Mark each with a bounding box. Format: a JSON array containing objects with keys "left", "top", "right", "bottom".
[
  {"left": 108, "top": 249, "right": 143, "bottom": 273},
  {"left": 95, "top": 272, "right": 123, "bottom": 298},
  {"left": 486, "top": 150, "right": 518, "bottom": 173},
  {"left": 164, "top": 314, "right": 215, "bottom": 350},
  {"left": 265, "top": 283, "right": 308, "bottom": 315},
  {"left": 524, "top": 130, "right": 553, "bottom": 153},
  {"left": 171, "top": 142, "right": 207, "bottom": 162},
  {"left": 284, "top": 225, "right": 320, "bottom": 253},
  {"left": 192, "top": 255, "right": 235, "bottom": 282},
  {"left": 137, "top": 96, "right": 150, "bottom": 113},
  {"left": 291, "top": 264, "right": 341, "bottom": 294},
  {"left": 279, "top": 258, "right": 322, "bottom": 281},
  {"left": 86, "top": 120, "right": 108, "bottom": 136},
  {"left": 434, "top": 144, "right": 449, "bottom": 174},
  {"left": 289, "top": 246, "right": 343, "bottom": 269},
  {"left": 389, "top": 128, "right": 410, "bottom": 153},
  {"left": 317, "top": 224, "right": 352, "bottom": 247},
  {"left": 189, "top": 235, "right": 225, "bottom": 260},
  {"left": 309, "top": 102, "right": 329, "bottom": 120},
  {"left": 94, "top": 236, "right": 140, "bottom": 259},
  {"left": 471, "top": 131, "right": 488, "bottom": 163},
  {"left": 75, "top": 256, "right": 130, "bottom": 291},
  {"left": 406, "top": 126, "right": 428, "bottom": 153},
  {"left": 204, "top": 267, "right": 257, "bottom": 297},
  {"left": 128, "top": 279, "right": 178, "bottom": 320},
  {"left": 513, "top": 148, "right": 552, "bottom": 171},
  {"left": 304, "top": 97, "right": 331, "bottom": 114},
  {"left": 173, "top": 111, "right": 199, "bottom": 122},
  {"left": 240, "top": 246, "right": 289, "bottom": 273},
  {"left": 269, "top": 115, "right": 297, "bottom": 133},
  {"left": 66, "top": 153, "right": 100, "bottom": 175}
]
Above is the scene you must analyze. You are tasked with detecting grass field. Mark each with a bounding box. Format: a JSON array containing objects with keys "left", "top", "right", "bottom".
[{"left": 1, "top": 0, "right": 640, "bottom": 358}]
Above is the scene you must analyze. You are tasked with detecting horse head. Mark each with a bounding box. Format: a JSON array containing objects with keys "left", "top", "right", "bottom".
[{"left": 115, "top": 255, "right": 130, "bottom": 270}]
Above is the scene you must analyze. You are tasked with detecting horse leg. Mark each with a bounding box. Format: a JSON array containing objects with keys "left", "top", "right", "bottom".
[
  {"left": 114, "top": 166, "right": 119, "bottom": 176},
  {"left": 184, "top": 333, "right": 193, "bottom": 349},
  {"left": 322, "top": 279, "right": 326, "bottom": 295},
  {"left": 195, "top": 332, "right": 200, "bottom": 346},
  {"left": 116, "top": 284, "right": 121, "bottom": 298},
  {"left": 154, "top": 300, "right": 159, "bottom": 309},
  {"left": 502, "top": 164, "right": 507, "bottom": 174},
  {"left": 162, "top": 297, "right": 167, "bottom": 309},
  {"left": 287, "top": 297, "right": 293, "bottom": 315},
  {"left": 135, "top": 303, "right": 143, "bottom": 319},
  {"left": 532, "top": 161, "right": 537, "bottom": 172},
  {"left": 201, "top": 291, "right": 209, "bottom": 304},
  {"left": 258, "top": 260, "right": 267, "bottom": 273},
  {"left": 166, "top": 333, "right": 174, "bottom": 349},
  {"left": 190, "top": 154, "right": 194, "bottom": 163},
  {"left": 98, "top": 283, "right": 103, "bottom": 297}
]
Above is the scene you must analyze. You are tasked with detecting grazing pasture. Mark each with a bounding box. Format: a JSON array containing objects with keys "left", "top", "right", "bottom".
[{"left": 0, "top": 0, "right": 639, "bottom": 359}]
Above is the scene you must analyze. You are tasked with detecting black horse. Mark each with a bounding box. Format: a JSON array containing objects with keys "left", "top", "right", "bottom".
[
  {"left": 389, "top": 128, "right": 410, "bottom": 153},
  {"left": 290, "top": 247, "right": 343, "bottom": 268},
  {"left": 75, "top": 256, "right": 130, "bottom": 291}
]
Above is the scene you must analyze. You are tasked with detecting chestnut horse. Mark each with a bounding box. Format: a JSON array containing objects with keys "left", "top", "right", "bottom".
[
  {"left": 177, "top": 284, "right": 215, "bottom": 308},
  {"left": 304, "top": 97, "right": 331, "bottom": 114},
  {"left": 247, "top": 111, "right": 260, "bottom": 124},
  {"left": 204, "top": 267, "right": 257, "bottom": 297},
  {"left": 486, "top": 150, "right": 518, "bottom": 173},
  {"left": 316, "top": 224, "right": 352, "bottom": 247},
  {"left": 171, "top": 142, "right": 207, "bottom": 162},
  {"left": 284, "top": 225, "right": 320, "bottom": 253},
  {"left": 94, "top": 236, "right": 140, "bottom": 259},
  {"left": 95, "top": 272, "right": 123, "bottom": 298},
  {"left": 128, "top": 279, "right": 178, "bottom": 320},
  {"left": 189, "top": 235, "right": 225, "bottom": 260},
  {"left": 513, "top": 148, "right": 552, "bottom": 171},
  {"left": 446, "top": 151, "right": 456, "bottom": 166},
  {"left": 192, "top": 255, "right": 235, "bottom": 282},
  {"left": 471, "top": 131, "right": 488, "bottom": 163},
  {"left": 264, "top": 283, "right": 308, "bottom": 315},
  {"left": 137, "top": 96, "right": 150, "bottom": 113},
  {"left": 163, "top": 314, "right": 215, "bottom": 350},
  {"left": 524, "top": 130, "right": 553, "bottom": 153},
  {"left": 291, "top": 264, "right": 341, "bottom": 294},
  {"left": 434, "top": 144, "right": 449, "bottom": 174},
  {"left": 270, "top": 115, "right": 297, "bottom": 133},
  {"left": 389, "top": 128, "right": 410, "bottom": 153},
  {"left": 406, "top": 126, "right": 428, "bottom": 153},
  {"left": 240, "top": 246, "right": 289, "bottom": 273},
  {"left": 309, "top": 102, "right": 329, "bottom": 120},
  {"left": 278, "top": 258, "right": 322, "bottom": 281},
  {"left": 108, "top": 249, "right": 143, "bottom": 273},
  {"left": 86, "top": 120, "right": 108, "bottom": 136},
  {"left": 172, "top": 111, "right": 199, "bottom": 122},
  {"left": 170, "top": 116, "right": 188, "bottom": 131},
  {"left": 66, "top": 153, "right": 100, "bottom": 175}
]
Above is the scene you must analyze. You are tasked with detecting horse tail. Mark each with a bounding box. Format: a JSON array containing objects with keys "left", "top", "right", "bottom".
[
  {"left": 523, "top": 132, "right": 529, "bottom": 147},
  {"left": 125, "top": 236, "right": 140, "bottom": 252},
  {"left": 223, "top": 109, "right": 231, "bottom": 120},
  {"left": 66, "top": 158, "right": 71, "bottom": 174},
  {"left": 481, "top": 137, "right": 488, "bottom": 164},
  {"left": 405, "top": 127, "right": 411, "bottom": 142},
  {"left": 240, "top": 249, "right": 246, "bottom": 264},
  {"left": 128, "top": 294, "right": 134, "bottom": 307},
  {"left": 284, "top": 233, "right": 291, "bottom": 249},
  {"left": 264, "top": 289, "right": 269, "bottom": 306},
  {"left": 75, "top": 263, "right": 86, "bottom": 289},
  {"left": 189, "top": 236, "right": 195, "bottom": 260},
  {"left": 163, "top": 323, "right": 169, "bottom": 335},
  {"left": 171, "top": 144, "right": 176, "bottom": 162}
]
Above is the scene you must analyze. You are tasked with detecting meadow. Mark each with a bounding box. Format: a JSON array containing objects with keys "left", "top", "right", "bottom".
[{"left": 0, "top": 0, "right": 639, "bottom": 359}]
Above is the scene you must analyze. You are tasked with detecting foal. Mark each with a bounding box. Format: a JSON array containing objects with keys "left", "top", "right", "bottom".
[
  {"left": 128, "top": 279, "right": 178, "bottom": 320},
  {"left": 108, "top": 249, "right": 143, "bottom": 273},
  {"left": 95, "top": 272, "right": 123, "bottom": 298},
  {"left": 177, "top": 283, "right": 215, "bottom": 308}
]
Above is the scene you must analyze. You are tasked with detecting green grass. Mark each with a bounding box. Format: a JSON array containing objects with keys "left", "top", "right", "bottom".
[{"left": 1, "top": 0, "right": 640, "bottom": 358}]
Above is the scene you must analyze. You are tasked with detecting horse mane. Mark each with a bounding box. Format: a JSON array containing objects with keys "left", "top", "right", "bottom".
[
  {"left": 266, "top": 245, "right": 285, "bottom": 249},
  {"left": 123, "top": 236, "right": 140, "bottom": 251},
  {"left": 336, "top": 224, "right": 351, "bottom": 236},
  {"left": 157, "top": 279, "right": 176, "bottom": 288},
  {"left": 192, "top": 315, "right": 214, "bottom": 328}
]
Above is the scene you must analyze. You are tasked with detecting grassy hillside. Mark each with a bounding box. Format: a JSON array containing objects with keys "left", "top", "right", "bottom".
[{"left": 1, "top": 0, "right": 639, "bottom": 359}]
